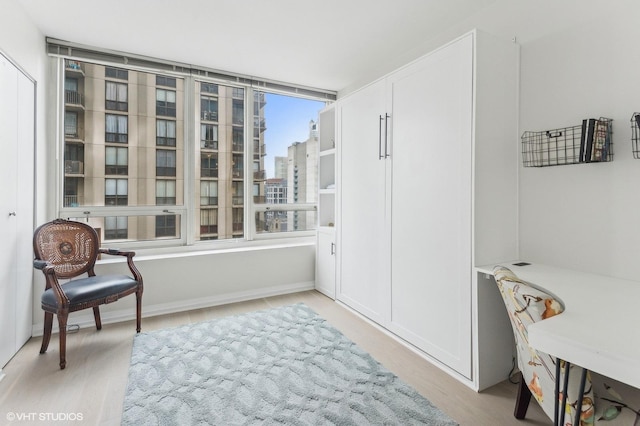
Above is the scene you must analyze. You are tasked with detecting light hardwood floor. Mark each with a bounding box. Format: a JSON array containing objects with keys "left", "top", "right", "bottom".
[{"left": 0, "top": 290, "right": 549, "bottom": 425}]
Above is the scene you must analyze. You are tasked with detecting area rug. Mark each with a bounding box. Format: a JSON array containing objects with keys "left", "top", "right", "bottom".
[{"left": 121, "top": 303, "right": 458, "bottom": 425}]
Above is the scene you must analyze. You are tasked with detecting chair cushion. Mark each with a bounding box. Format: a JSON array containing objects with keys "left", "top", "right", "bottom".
[{"left": 42, "top": 275, "right": 139, "bottom": 308}]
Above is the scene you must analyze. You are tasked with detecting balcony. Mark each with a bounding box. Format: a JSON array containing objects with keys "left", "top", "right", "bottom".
[
  {"left": 65, "top": 90, "right": 84, "bottom": 109},
  {"left": 201, "top": 111, "right": 218, "bottom": 122},
  {"left": 63, "top": 195, "right": 83, "bottom": 207},
  {"left": 253, "top": 195, "right": 266, "bottom": 204},
  {"left": 65, "top": 61, "right": 84, "bottom": 76},
  {"left": 232, "top": 196, "right": 244, "bottom": 206},
  {"left": 253, "top": 170, "right": 266, "bottom": 180},
  {"left": 64, "top": 160, "right": 84, "bottom": 175},
  {"left": 201, "top": 140, "right": 218, "bottom": 150},
  {"left": 232, "top": 142, "right": 243, "bottom": 152}
]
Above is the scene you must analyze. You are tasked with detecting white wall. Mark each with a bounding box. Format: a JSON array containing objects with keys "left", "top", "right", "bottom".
[
  {"left": 518, "top": 2, "right": 640, "bottom": 280},
  {"left": 340, "top": 0, "right": 640, "bottom": 281}
]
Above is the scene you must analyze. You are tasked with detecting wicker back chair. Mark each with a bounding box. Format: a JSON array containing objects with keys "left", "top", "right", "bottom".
[{"left": 33, "top": 218, "right": 143, "bottom": 369}]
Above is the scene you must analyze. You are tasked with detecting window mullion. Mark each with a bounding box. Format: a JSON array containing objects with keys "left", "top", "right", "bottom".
[{"left": 184, "top": 75, "right": 196, "bottom": 245}]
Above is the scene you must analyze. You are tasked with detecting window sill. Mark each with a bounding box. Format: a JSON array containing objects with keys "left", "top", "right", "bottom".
[{"left": 97, "top": 235, "right": 316, "bottom": 264}]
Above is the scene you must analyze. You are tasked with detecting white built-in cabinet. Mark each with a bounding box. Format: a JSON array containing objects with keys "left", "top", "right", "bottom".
[
  {"left": 315, "top": 105, "right": 337, "bottom": 298},
  {"left": 336, "top": 30, "right": 518, "bottom": 387},
  {"left": 0, "top": 51, "right": 35, "bottom": 372}
]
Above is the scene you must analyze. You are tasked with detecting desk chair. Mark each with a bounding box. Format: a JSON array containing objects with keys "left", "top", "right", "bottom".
[
  {"left": 33, "top": 218, "right": 143, "bottom": 369},
  {"left": 493, "top": 266, "right": 593, "bottom": 426}
]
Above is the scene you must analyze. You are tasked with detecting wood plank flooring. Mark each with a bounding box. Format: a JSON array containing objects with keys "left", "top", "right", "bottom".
[{"left": 0, "top": 290, "right": 549, "bottom": 425}]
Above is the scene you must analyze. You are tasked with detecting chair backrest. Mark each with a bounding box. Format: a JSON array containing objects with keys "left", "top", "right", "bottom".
[
  {"left": 493, "top": 266, "right": 593, "bottom": 425},
  {"left": 33, "top": 219, "right": 100, "bottom": 279}
]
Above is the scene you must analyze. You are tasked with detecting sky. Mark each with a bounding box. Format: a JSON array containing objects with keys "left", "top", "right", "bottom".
[{"left": 262, "top": 93, "right": 326, "bottom": 178}]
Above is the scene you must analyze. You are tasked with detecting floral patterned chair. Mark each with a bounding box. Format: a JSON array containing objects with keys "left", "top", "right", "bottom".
[{"left": 493, "top": 266, "right": 594, "bottom": 426}]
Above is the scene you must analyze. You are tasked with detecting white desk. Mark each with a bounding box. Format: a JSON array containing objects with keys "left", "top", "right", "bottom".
[{"left": 477, "top": 261, "right": 640, "bottom": 390}]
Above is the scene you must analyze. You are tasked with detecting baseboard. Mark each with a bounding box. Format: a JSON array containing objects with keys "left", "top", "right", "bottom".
[{"left": 31, "top": 281, "right": 315, "bottom": 336}]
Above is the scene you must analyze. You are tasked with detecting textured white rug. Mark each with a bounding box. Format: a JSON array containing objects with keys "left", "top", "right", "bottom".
[{"left": 121, "top": 303, "right": 458, "bottom": 425}]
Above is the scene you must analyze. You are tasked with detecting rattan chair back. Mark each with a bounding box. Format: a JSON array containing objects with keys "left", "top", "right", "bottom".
[{"left": 33, "top": 218, "right": 99, "bottom": 279}]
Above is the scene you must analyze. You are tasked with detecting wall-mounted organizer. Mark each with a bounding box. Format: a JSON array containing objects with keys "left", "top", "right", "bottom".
[
  {"left": 521, "top": 117, "right": 613, "bottom": 167},
  {"left": 631, "top": 113, "right": 640, "bottom": 159}
]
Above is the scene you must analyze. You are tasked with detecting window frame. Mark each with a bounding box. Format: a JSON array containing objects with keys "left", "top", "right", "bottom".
[{"left": 53, "top": 55, "right": 326, "bottom": 251}]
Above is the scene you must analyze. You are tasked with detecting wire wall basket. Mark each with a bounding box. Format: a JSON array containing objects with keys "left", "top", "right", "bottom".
[
  {"left": 521, "top": 118, "right": 613, "bottom": 167},
  {"left": 631, "top": 113, "right": 640, "bottom": 159}
]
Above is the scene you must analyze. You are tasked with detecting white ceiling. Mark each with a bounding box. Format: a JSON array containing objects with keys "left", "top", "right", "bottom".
[{"left": 18, "top": 0, "right": 498, "bottom": 91}]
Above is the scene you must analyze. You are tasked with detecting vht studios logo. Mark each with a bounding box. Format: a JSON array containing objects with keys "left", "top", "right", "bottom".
[{"left": 6, "top": 412, "right": 84, "bottom": 422}]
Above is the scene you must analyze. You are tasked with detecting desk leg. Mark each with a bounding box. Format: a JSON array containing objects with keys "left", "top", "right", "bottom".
[
  {"left": 555, "top": 360, "right": 561, "bottom": 425},
  {"left": 555, "top": 358, "right": 589, "bottom": 426},
  {"left": 574, "top": 368, "right": 588, "bottom": 426},
  {"left": 558, "top": 359, "right": 571, "bottom": 426}
]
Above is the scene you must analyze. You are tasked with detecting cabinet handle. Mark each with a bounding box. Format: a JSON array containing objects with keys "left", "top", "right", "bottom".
[
  {"left": 384, "top": 113, "right": 390, "bottom": 158},
  {"left": 330, "top": 242, "right": 335, "bottom": 255},
  {"left": 8, "top": 212, "right": 16, "bottom": 216},
  {"left": 378, "top": 115, "right": 384, "bottom": 159}
]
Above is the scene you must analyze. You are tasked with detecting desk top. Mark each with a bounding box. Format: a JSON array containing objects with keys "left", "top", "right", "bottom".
[{"left": 477, "top": 261, "right": 640, "bottom": 390}]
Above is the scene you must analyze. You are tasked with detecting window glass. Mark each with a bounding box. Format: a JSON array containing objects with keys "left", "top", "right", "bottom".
[{"left": 59, "top": 58, "right": 327, "bottom": 247}]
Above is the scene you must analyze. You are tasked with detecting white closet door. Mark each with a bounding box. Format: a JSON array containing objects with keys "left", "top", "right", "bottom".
[
  {"left": 337, "top": 80, "right": 389, "bottom": 324},
  {"left": 15, "top": 67, "right": 35, "bottom": 350},
  {"left": 0, "top": 53, "right": 35, "bottom": 368},
  {"left": 0, "top": 54, "right": 19, "bottom": 368},
  {"left": 388, "top": 34, "right": 473, "bottom": 378}
]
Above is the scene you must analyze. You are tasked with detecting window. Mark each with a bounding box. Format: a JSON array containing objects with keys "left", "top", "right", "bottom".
[
  {"left": 200, "top": 209, "right": 217, "bottom": 237},
  {"left": 156, "top": 89, "right": 176, "bottom": 117},
  {"left": 201, "top": 153, "right": 218, "bottom": 178},
  {"left": 105, "top": 114, "right": 128, "bottom": 143},
  {"left": 201, "top": 96, "right": 218, "bottom": 122},
  {"left": 65, "top": 111, "right": 78, "bottom": 138},
  {"left": 106, "top": 81, "right": 128, "bottom": 111},
  {"left": 156, "top": 75, "right": 176, "bottom": 88},
  {"left": 57, "top": 57, "right": 327, "bottom": 248},
  {"left": 105, "top": 146, "right": 128, "bottom": 175},
  {"left": 201, "top": 124, "right": 218, "bottom": 150},
  {"left": 64, "top": 143, "right": 84, "bottom": 174},
  {"left": 156, "top": 180, "right": 176, "bottom": 205},
  {"left": 155, "top": 215, "right": 177, "bottom": 237},
  {"left": 106, "top": 67, "right": 128, "bottom": 80},
  {"left": 156, "top": 150, "right": 176, "bottom": 176},
  {"left": 65, "top": 77, "right": 82, "bottom": 106},
  {"left": 105, "top": 178, "right": 128, "bottom": 206},
  {"left": 201, "top": 82, "right": 218, "bottom": 94},
  {"left": 200, "top": 181, "right": 217, "bottom": 206},
  {"left": 157, "top": 120, "right": 176, "bottom": 146},
  {"left": 104, "top": 216, "right": 128, "bottom": 240}
]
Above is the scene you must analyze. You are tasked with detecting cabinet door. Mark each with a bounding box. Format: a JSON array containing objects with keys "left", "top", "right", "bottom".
[
  {"left": 337, "top": 80, "right": 389, "bottom": 323},
  {"left": 0, "top": 54, "right": 19, "bottom": 368},
  {"left": 316, "top": 229, "right": 335, "bottom": 298},
  {"left": 388, "top": 34, "right": 473, "bottom": 378}
]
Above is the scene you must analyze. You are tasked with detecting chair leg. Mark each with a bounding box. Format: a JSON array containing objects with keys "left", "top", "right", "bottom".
[
  {"left": 93, "top": 306, "right": 102, "bottom": 330},
  {"left": 514, "top": 371, "right": 532, "bottom": 419},
  {"left": 135, "top": 290, "right": 142, "bottom": 333},
  {"left": 57, "top": 312, "right": 68, "bottom": 369},
  {"left": 40, "top": 312, "right": 54, "bottom": 354}
]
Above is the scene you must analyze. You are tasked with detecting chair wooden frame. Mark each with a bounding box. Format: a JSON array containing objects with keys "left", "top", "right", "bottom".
[{"left": 33, "top": 218, "right": 143, "bottom": 369}]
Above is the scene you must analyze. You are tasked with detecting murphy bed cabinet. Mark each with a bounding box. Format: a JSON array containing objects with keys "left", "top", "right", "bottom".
[{"left": 336, "top": 30, "right": 518, "bottom": 389}]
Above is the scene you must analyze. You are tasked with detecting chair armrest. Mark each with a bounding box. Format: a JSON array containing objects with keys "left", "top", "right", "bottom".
[
  {"left": 98, "top": 248, "right": 143, "bottom": 288},
  {"left": 99, "top": 248, "right": 136, "bottom": 257},
  {"left": 33, "top": 259, "right": 70, "bottom": 306},
  {"left": 34, "top": 259, "right": 48, "bottom": 270}
]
